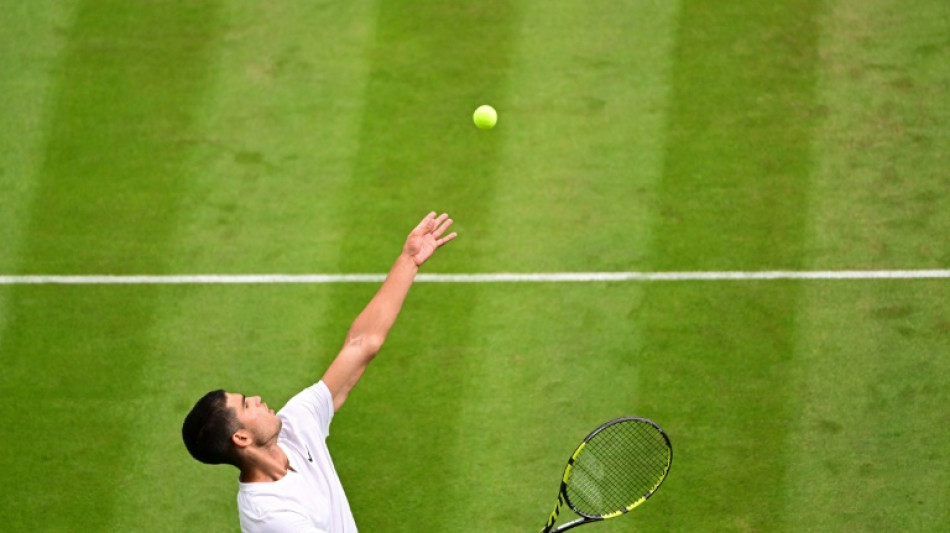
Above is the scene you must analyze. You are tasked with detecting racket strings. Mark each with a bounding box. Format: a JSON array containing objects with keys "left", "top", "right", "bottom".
[{"left": 565, "top": 420, "right": 670, "bottom": 517}]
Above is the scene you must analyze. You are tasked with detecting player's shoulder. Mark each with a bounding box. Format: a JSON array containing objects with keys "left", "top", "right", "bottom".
[
  {"left": 277, "top": 382, "right": 334, "bottom": 437},
  {"left": 281, "top": 382, "right": 332, "bottom": 411}
]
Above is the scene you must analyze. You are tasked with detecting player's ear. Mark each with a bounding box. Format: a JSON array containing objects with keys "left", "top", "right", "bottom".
[{"left": 231, "top": 429, "right": 251, "bottom": 449}]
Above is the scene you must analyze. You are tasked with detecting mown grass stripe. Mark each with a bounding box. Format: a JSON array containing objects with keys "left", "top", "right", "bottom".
[
  {"left": 102, "top": 1, "right": 389, "bottom": 529},
  {"left": 0, "top": 2, "right": 74, "bottom": 274},
  {"left": 0, "top": 2, "right": 222, "bottom": 531},
  {"left": 323, "top": 2, "right": 522, "bottom": 531},
  {"left": 788, "top": 0, "right": 950, "bottom": 530},
  {"left": 642, "top": 0, "right": 823, "bottom": 529}
]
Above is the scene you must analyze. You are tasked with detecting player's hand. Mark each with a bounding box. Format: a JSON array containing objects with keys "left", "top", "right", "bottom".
[{"left": 404, "top": 212, "right": 457, "bottom": 266}]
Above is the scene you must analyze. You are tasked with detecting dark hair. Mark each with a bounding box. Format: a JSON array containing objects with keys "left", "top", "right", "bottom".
[{"left": 182, "top": 389, "right": 241, "bottom": 466}]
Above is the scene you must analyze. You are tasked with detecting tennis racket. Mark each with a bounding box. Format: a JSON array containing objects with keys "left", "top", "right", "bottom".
[{"left": 539, "top": 416, "right": 672, "bottom": 532}]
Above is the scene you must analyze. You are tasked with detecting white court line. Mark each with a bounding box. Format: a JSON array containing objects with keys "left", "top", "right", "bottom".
[{"left": 1, "top": 270, "right": 949, "bottom": 284}]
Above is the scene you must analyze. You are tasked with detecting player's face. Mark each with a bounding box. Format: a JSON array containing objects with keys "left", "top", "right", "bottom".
[{"left": 227, "top": 392, "right": 281, "bottom": 444}]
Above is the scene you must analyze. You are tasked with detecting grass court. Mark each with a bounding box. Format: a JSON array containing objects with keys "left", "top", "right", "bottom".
[{"left": 1, "top": 0, "right": 949, "bottom": 531}]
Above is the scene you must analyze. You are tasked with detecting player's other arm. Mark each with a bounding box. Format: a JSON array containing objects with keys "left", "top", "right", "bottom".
[{"left": 321, "top": 212, "right": 457, "bottom": 412}]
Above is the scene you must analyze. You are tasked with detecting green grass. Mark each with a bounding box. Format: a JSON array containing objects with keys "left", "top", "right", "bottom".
[{"left": 1, "top": 0, "right": 949, "bottom": 531}]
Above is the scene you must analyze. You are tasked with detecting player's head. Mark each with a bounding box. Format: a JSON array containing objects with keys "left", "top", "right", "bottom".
[
  {"left": 182, "top": 389, "right": 242, "bottom": 466},
  {"left": 182, "top": 390, "right": 281, "bottom": 467}
]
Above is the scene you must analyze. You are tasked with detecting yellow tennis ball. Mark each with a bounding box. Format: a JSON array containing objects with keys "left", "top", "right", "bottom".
[{"left": 473, "top": 105, "right": 497, "bottom": 129}]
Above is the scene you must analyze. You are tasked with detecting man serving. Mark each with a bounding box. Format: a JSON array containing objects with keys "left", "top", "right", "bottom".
[{"left": 182, "top": 212, "right": 457, "bottom": 532}]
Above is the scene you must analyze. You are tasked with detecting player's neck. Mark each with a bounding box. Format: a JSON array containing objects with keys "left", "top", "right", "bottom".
[{"left": 239, "top": 442, "right": 293, "bottom": 483}]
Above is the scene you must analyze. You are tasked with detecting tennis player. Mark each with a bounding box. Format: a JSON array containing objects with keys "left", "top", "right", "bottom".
[{"left": 182, "top": 212, "right": 457, "bottom": 532}]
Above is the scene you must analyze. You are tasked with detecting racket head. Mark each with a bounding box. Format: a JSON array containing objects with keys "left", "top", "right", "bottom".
[{"left": 560, "top": 416, "right": 672, "bottom": 520}]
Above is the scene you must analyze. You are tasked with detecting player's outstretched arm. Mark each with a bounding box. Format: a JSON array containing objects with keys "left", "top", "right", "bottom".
[{"left": 321, "top": 212, "right": 457, "bottom": 411}]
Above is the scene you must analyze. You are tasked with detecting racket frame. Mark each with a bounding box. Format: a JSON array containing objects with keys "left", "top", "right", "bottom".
[{"left": 540, "top": 416, "right": 672, "bottom": 533}]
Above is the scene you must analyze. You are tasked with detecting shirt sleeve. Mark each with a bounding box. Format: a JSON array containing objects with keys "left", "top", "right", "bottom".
[{"left": 276, "top": 381, "right": 335, "bottom": 438}]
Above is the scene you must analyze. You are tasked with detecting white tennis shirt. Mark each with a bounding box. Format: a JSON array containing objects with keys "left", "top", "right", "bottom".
[{"left": 238, "top": 381, "right": 358, "bottom": 533}]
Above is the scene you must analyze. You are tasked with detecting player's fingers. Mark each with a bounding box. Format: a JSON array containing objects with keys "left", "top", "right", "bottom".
[
  {"left": 432, "top": 214, "right": 451, "bottom": 234},
  {"left": 437, "top": 231, "right": 458, "bottom": 246},
  {"left": 412, "top": 212, "right": 437, "bottom": 234},
  {"left": 431, "top": 213, "right": 449, "bottom": 230}
]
